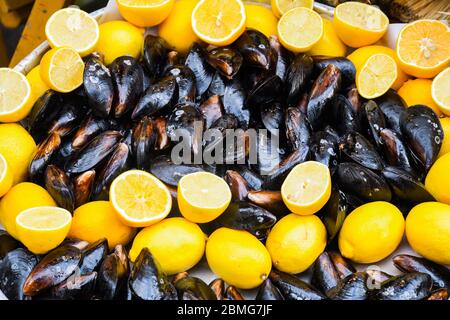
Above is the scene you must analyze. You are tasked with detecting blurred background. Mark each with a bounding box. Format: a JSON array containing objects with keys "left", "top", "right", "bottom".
[{"left": 0, "top": 0, "right": 108, "bottom": 67}]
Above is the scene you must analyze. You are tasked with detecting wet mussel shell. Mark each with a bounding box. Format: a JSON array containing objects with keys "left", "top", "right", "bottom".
[
  {"left": 285, "top": 54, "right": 314, "bottom": 107},
  {"left": 206, "top": 47, "right": 243, "bottom": 79},
  {"left": 165, "top": 65, "right": 197, "bottom": 104},
  {"left": 269, "top": 269, "right": 326, "bottom": 300},
  {"left": 49, "top": 272, "right": 97, "bottom": 300},
  {"left": 29, "top": 132, "right": 62, "bottom": 184},
  {"left": 78, "top": 239, "right": 109, "bottom": 275},
  {"left": 143, "top": 35, "right": 170, "bottom": 79},
  {"left": 185, "top": 43, "right": 214, "bottom": 97},
  {"left": 45, "top": 165, "right": 75, "bottom": 212},
  {"left": 371, "top": 272, "right": 433, "bottom": 300},
  {"left": 339, "top": 132, "right": 384, "bottom": 171},
  {"left": 256, "top": 278, "right": 284, "bottom": 300},
  {"left": 311, "top": 252, "right": 340, "bottom": 297},
  {"left": 96, "top": 245, "right": 129, "bottom": 300},
  {"left": 174, "top": 276, "right": 217, "bottom": 300},
  {"left": 328, "top": 272, "right": 369, "bottom": 300},
  {"left": 209, "top": 278, "right": 225, "bottom": 300},
  {"left": 314, "top": 57, "right": 356, "bottom": 89},
  {"left": 234, "top": 29, "right": 273, "bottom": 71},
  {"left": 150, "top": 155, "right": 204, "bottom": 187}
]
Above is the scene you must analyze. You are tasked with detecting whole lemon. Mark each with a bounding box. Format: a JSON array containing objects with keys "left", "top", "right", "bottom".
[
  {"left": 206, "top": 228, "right": 272, "bottom": 289},
  {"left": 398, "top": 79, "right": 442, "bottom": 117},
  {"left": 438, "top": 118, "right": 450, "bottom": 158},
  {"left": 158, "top": 0, "right": 199, "bottom": 54},
  {"left": 266, "top": 214, "right": 326, "bottom": 274},
  {"left": 338, "top": 202, "right": 405, "bottom": 264},
  {"left": 245, "top": 4, "right": 278, "bottom": 38},
  {"left": 0, "top": 182, "right": 56, "bottom": 239},
  {"left": 425, "top": 152, "right": 450, "bottom": 205},
  {"left": 129, "top": 217, "right": 206, "bottom": 275},
  {"left": 69, "top": 201, "right": 135, "bottom": 249},
  {"left": 95, "top": 21, "right": 144, "bottom": 65},
  {"left": 347, "top": 45, "right": 410, "bottom": 90},
  {"left": 0, "top": 123, "right": 36, "bottom": 184},
  {"left": 308, "top": 18, "right": 347, "bottom": 58},
  {"left": 406, "top": 202, "right": 450, "bottom": 265}
]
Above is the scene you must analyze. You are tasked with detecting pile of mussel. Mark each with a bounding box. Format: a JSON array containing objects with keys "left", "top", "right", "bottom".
[
  {"left": 1, "top": 230, "right": 449, "bottom": 300},
  {"left": 17, "top": 28, "right": 447, "bottom": 300}
]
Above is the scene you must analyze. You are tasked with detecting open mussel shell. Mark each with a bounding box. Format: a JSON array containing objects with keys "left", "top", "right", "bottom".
[
  {"left": 143, "top": 35, "right": 170, "bottom": 78},
  {"left": 150, "top": 155, "right": 204, "bottom": 187},
  {"left": 0, "top": 248, "right": 37, "bottom": 300},
  {"left": 311, "top": 252, "right": 340, "bottom": 297},
  {"left": 78, "top": 239, "right": 108, "bottom": 275},
  {"left": 129, "top": 248, "right": 177, "bottom": 300},
  {"left": 256, "top": 279, "right": 284, "bottom": 300},
  {"left": 200, "top": 95, "right": 224, "bottom": 129},
  {"left": 28, "top": 90, "right": 63, "bottom": 143},
  {"left": 285, "top": 54, "right": 314, "bottom": 107},
  {"left": 206, "top": 47, "right": 243, "bottom": 79},
  {"left": 185, "top": 43, "right": 214, "bottom": 97},
  {"left": 307, "top": 64, "right": 342, "bottom": 130},
  {"left": 23, "top": 245, "right": 82, "bottom": 297},
  {"left": 96, "top": 245, "right": 129, "bottom": 300},
  {"left": 132, "top": 117, "right": 156, "bottom": 171},
  {"left": 66, "top": 130, "right": 122, "bottom": 174},
  {"left": 382, "top": 167, "right": 435, "bottom": 204},
  {"left": 224, "top": 170, "right": 250, "bottom": 201},
  {"left": 269, "top": 269, "right": 326, "bottom": 300},
  {"left": 393, "top": 254, "right": 450, "bottom": 291},
  {"left": 234, "top": 29, "right": 273, "bottom": 70},
  {"left": 331, "top": 94, "right": 360, "bottom": 136},
  {"left": 285, "top": 107, "right": 311, "bottom": 152},
  {"left": 400, "top": 105, "right": 443, "bottom": 171},
  {"left": 328, "top": 272, "right": 369, "bottom": 300},
  {"left": 174, "top": 276, "right": 217, "bottom": 300},
  {"left": 339, "top": 131, "right": 384, "bottom": 171},
  {"left": 209, "top": 278, "right": 225, "bottom": 300},
  {"left": 110, "top": 56, "right": 144, "bottom": 118},
  {"left": 132, "top": 76, "right": 179, "bottom": 119},
  {"left": 222, "top": 78, "right": 249, "bottom": 128},
  {"left": 29, "top": 132, "right": 61, "bottom": 184},
  {"left": 45, "top": 165, "right": 75, "bottom": 212},
  {"left": 83, "top": 53, "right": 114, "bottom": 118},
  {"left": 314, "top": 57, "right": 356, "bottom": 89},
  {"left": 372, "top": 272, "right": 433, "bottom": 300},
  {"left": 165, "top": 65, "right": 197, "bottom": 104},
  {"left": 247, "top": 75, "right": 282, "bottom": 108},
  {"left": 269, "top": 35, "right": 293, "bottom": 81},
  {"left": 337, "top": 162, "right": 392, "bottom": 202},
  {"left": 71, "top": 115, "right": 110, "bottom": 150},
  {"left": 247, "top": 190, "right": 289, "bottom": 218}
]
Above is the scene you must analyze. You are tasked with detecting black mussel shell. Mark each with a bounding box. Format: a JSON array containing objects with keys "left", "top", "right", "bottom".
[
  {"left": 207, "top": 72, "right": 226, "bottom": 97},
  {"left": 223, "top": 78, "right": 249, "bottom": 128},
  {"left": 331, "top": 94, "right": 360, "bottom": 136},
  {"left": 234, "top": 29, "right": 273, "bottom": 70},
  {"left": 150, "top": 155, "right": 204, "bottom": 186},
  {"left": 154, "top": 117, "right": 170, "bottom": 151},
  {"left": 269, "top": 35, "right": 293, "bottom": 81},
  {"left": 165, "top": 65, "right": 197, "bottom": 104},
  {"left": 270, "top": 269, "right": 326, "bottom": 300},
  {"left": 285, "top": 54, "right": 314, "bottom": 107},
  {"left": 253, "top": 132, "right": 285, "bottom": 176},
  {"left": 200, "top": 95, "right": 224, "bottom": 129},
  {"left": 233, "top": 165, "right": 264, "bottom": 191},
  {"left": 328, "top": 272, "right": 369, "bottom": 300},
  {"left": 247, "top": 190, "right": 289, "bottom": 218},
  {"left": 79, "top": 239, "right": 108, "bottom": 275},
  {"left": 247, "top": 75, "right": 282, "bottom": 108},
  {"left": 307, "top": 64, "right": 342, "bottom": 130},
  {"left": 45, "top": 165, "right": 75, "bottom": 212},
  {"left": 49, "top": 272, "right": 97, "bottom": 300},
  {"left": 132, "top": 76, "right": 179, "bottom": 119},
  {"left": 312, "top": 252, "right": 340, "bottom": 297},
  {"left": 224, "top": 170, "right": 250, "bottom": 201},
  {"left": 347, "top": 86, "right": 364, "bottom": 115},
  {"left": 97, "top": 245, "right": 129, "bottom": 300},
  {"left": 314, "top": 57, "right": 356, "bottom": 88},
  {"left": 47, "top": 95, "right": 88, "bottom": 138},
  {"left": 66, "top": 130, "right": 122, "bottom": 174},
  {"left": 143, "top": 35, "right": 170, "bottom": 78},
  {"left": 285, "top": 107, "right": 311, "bottom": 152},
  {"left": 376, "top": 88, "right": 407, "bottom": 109},
  {"left": 29, "top": 132, "right": 61, "bottom": 184},
  {"left": 0, "top": 231, "right": 21, "bottom": 259},
  {"left": 328, "top": 251, "right": 356, "bottom": 279},
  {"left": 73, "top": 170, "right": 96, "bottom": 208},
  {"left": 363, "top": 100, "right": 386, "bottom": 148},
  {"left": 174, "top": 276, "right": 217, "bottom": 300},
  {"left": 0, "top": 248, "right": 37, "bottom": 300},
  {"left": 110, "top": 56, "right": 144, "bottom": 118},
  {"left": 400, "top": 105, "right": 443, "bottom": 170},
  {"left": 337, "top": 162, "right": 392, "bottom": 202},
  {"left": 71, "top": 115, "right": 110, "bottom": 150},
  {"left": 310, "top": 131, "right": 339, "bottom": 173},
  {"left": 382, "top": 166, "right": 434, "bottom": 204},
  {"left": 372, "top": 272, "right": 433, "bottom": 300},
  {"left": 256, "top": 279, "right": 284, "bottom": 300},
  {"left": 209, "top": 278, "right": 225, "bottom": 300},
  {"left": 393, "top": 255, "right": 450, "bottom": 291},
  {"left": 204, "top": 114, "right": 240, "bottom": 161},
  {"left": 206, "top": 47, "right": 243, "bottom": 79},
  {"left": 366, "top": 268, "right": 395, "bottom": 288},
  {"left": 339, "top": 132, "right": 384, "bottom": 171},
  {"left": 261, "top": 102, "right": 284, "bottom": 137},
  {"left": 23, "top": 245, "right": 82, "bottom": 296},
  {"left": 318, "top": 187, "right": 347, "bottom": 240},
  {"left": 28, "top": 90, "right": 63, "bottom": 143},
  {"left": 376, "top": 89, "right": 407, "bottom": 135},
  {"left": 83, "top": 53, "right": 114, "bottom": 118},
  {"left": 129, "top": 248, "right": 177, "bottom": 300},
  {"left": 185, "top": 43, "right": 214, "bottom": 97},
  {"left": 132, "top": 117, "right": 156, "bottom": 170}
]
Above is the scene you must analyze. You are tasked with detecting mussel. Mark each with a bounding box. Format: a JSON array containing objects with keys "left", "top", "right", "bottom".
[
  {"left": 29, "top": 132, "right": 61, "bottom": 183},
  {"left": 318, "top": 187, "right": 347, "bottom": 240},
  {"left": 150, "top": 155, "right": 204, "bottom": 186},
  {"left": 372, "top": 272, "right": 433, "bottom": 300},
  {"left": 154, "top": 117, "right": 170, "bottom": 151},
  {"left": 328, "top": 251, "right": 356, "bottom": 279},
  {"left": 83, "top": 53, "right": 114, "bottom": 117},
  {"left": 143, "top": 35, "right": 170, "bottom": 78},
  {"left": 222, "top": 78, "right": 249, "bottom": 128},
  {"left": 234, "top": 30, "right": 273, "bottom": 70},
  {"left": 376, "top": 89, "right": 407, "bottom": 135},
  {"left": 269, "top": 269, "right": 326, "bottom": 300},
  {"left": 247, "top": 190, "right": 289, "bottom": 218},
  {"left": 174, "top": 276, "right": 217, "bottom": 300},
  {"left": 261, "top": 102, "right": 284, "bottom": 137},
  {"left": 226, "top": 286, "right": 245, "bottom": 300},
  {"left": 200, "top": 95, "right": 224, "bottom": 129},
  {"left": 132, "top": 117, "right": 156, "bottom": 170},
  {"left": 71, "top": 115, "right": 110, "bottom": 150},
  {"left": 47, "top": 96, "right": 88, "bottom": 137},
  {"left": 185, "top": 43, "right": 214, "bottom": 97},
  {"left": 0, "top": 231, "right": 21, "bottom": 259},
  {"left": 363, "top": 100, "right": 386, "bottom": 148},
  {"left": 311, "top": 252, "right": 340, "bottom": 297},
  {"left": 339, "top": 131, "right": 384, "bottom": 171},
  {"left": 97, "top": 245, "right": 129, "bottom": 300},
  {"left": 45, "top": 165, "right": 75, "bottom": 212},
  {"left": 331, "top": 94, "right": 360, "bottom": 136},
  {"left": 233, "top": 165, "right": 264, "bottom": 191},
  {"left": 209, "top": 278, "right": 225, "bottom": 300},
  {"left": 428, "top": 289, "right": 449, "bottom": 300},
  {"left": 79, "top": 239, "right": 108, "bottom": 275},
  {"left": 49, "top": 272, "right": 97, "bottom": 300},
  {"left": 129, "top": 248, "right": 177, "bottom": 300},
  {"left": 256, "top": 279, "right": 284, "bottom": 300},
  {"left": 206, "top": 47, "right": 243, "bottom": 79},
  {"left": 165, "top": 65, "right": 197, "bottom": 104},
  {"left": 285, "top": 54, "right": 314, "bottom": 107},
  {"left": 247, "top": 75, "right": 282, "bottom": 108},
  {"left": 73, "top": 170, "right": 96, "bottom": 208},
  {"left": 328, "top": 272, "right": 369, "bottom": 300},
  {"left": 310, "top": 131, "right": 339, "bottom": 172},
  {"left": 23, "top": 245, "right": 82, "bottom": 296},
  {"left": 224, "top": 170, "right": 250, "bottom": 201},
  {"left": 314, "top": 57, "right": 356, "bottom": 88},
  {"left": 285, "top": 107, "right": 311, "bottom": 152},
  {"left": 269, "top": 35, "right": 293, "bottom": 81},
  {"left": 110, "top": 56, "right": 144, "bottom": 118}
]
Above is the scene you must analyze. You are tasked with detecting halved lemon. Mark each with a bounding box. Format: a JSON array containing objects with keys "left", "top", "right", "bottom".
[
  {"left": 110, "top": 170, "right": 172, "bottom": 228},
  {"left": 0, "top": 68, "right": 33, "bottom": 123},
  {"left": 192, "top": 0, "right": 246, "bottom": 46},
  {"left": 281, "top": 161, "right": 331, "bottom": 215},
  {"left": 432, "top": 68, "right": 450, "bottom": 116},
  {"left": 396, "top": 20, "right": 450, "bottom": 79},
  {"left": 0, "top": 153, "right": 13, "bottom": 197},
  {"left": 178, "top": 172, "right": 231, "bottom": 223},
  {"left": 333, "top": 2, "right": 389, "bottom": 48},
  {"left": 15, "top": 207, "right": 72, "bottom": 254},
  {"left": 278, "top": 7, "right": 323, "bottom": 53},
  {"left": 357, "top": 53, "right": 397, "bottom": 99},
  {"left": 271, "top": 0, "right": 314, "bottom": 19},
  {"left": 45, "top": 8, "right": 99, "bottom": 57},
  {"left": 40, "top": 47, "right": 84, "bottom": 93},
  {"left": 117, "top": 0, "right": 175, "bottom": 27}
]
